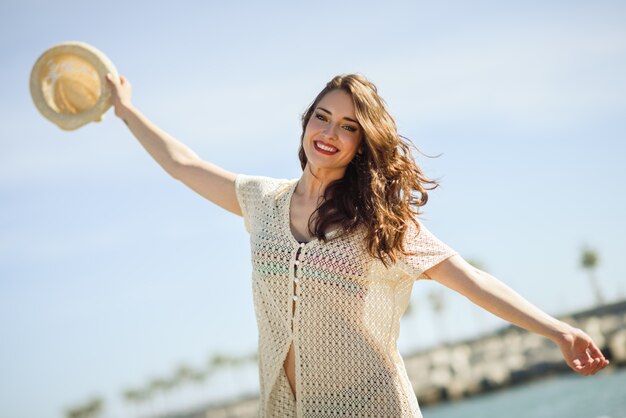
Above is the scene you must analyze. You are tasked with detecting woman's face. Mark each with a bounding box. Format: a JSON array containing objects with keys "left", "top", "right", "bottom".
[{"left": 302, "top": 89, "right": 363, "bottom": 174}]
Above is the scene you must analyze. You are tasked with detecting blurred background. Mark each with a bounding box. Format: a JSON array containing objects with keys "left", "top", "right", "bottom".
[{"left": 1, "top": 1, "right": 625, "bottom": 417}]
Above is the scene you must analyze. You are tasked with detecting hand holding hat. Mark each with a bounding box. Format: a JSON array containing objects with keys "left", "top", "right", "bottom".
[
  {"left": 105, "top": 73, "right": 134, "bottom": 120},
  {"left": 30, "top": 41, "right": 121, "bottom": 131}
]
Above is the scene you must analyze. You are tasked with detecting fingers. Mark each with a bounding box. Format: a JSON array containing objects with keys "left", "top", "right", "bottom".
[
  {"left": 105, "top": 74, "right": 119, "bottom": 100},
  {"left": 584, "top": 357, "right": 601, "bottom": 375},
  {"left": 568, "top": 358, "right": 583, "bottom": 373},
  {"left": 571, "top": 358, "right": 594, "bottom": 376},
  {"left": 571, "top": 351, "right": 609, "bottom": 376},
  {"left": 586, "top": 340, "right": 610, "bottom": 375},
  {"left": 565, "top": 347, "right": 608, "bottom": 376},
  {"left": 587, "top": 357, "right": 608, "bottom": 375},
  {"left": 588, "top": 354, "right": 610, "bottom": 375},
  {"left": 571, "top": 356, "right": 592, "bottom": 375},
  {"left": 106, "top": 73, "right": 125, "bottom": 85},
  {"left": 559, "top": 328, "right": 610, "bottom": 376},
  {"left": 588, "top": 340, "right": 607, "bottom": 362}
]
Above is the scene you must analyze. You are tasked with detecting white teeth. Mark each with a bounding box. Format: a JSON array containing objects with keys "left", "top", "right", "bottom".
[{"left": 316, "top": 141, "right": 337, "bottom": 152}]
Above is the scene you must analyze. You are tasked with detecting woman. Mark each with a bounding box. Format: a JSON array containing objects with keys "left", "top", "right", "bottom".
[{"left": 106, "top": 72, "right": 609, "bottom": 417}]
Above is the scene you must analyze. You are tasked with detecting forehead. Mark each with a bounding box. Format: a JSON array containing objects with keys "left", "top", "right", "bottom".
[{"left": 317, "top": 89, "right": 356, "bottom": 119}]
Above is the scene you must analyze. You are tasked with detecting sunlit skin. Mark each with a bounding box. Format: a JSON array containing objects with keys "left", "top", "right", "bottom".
[
  {"left": 425, "top": 256, "right": 611, "bottom": 376},
  {"left": 297, "top": 89, "right": 363, "bottom": 202},
  {"left": 105, "top": 73, "right": 610, "bottom": 406},
  {"left": 282, "top": 89, "right": 365, "bottom": 398}
]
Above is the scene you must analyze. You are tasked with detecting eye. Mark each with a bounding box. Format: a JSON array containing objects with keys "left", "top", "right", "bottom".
[{"left": 314, "top": 112, "right": 358, "bottom": 132}]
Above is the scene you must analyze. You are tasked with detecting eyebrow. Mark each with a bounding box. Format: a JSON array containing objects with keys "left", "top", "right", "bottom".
[{"left": 317, "top": 107, "right": 359, "bottom": 125}]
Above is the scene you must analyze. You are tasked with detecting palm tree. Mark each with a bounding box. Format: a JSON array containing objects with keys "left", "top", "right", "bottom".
[
  {"left": 183, "top": 366, "right": 209, "bottom": 410},
  {"left": 172, "top": 363, "right": 196, "bottom": 410},
  {"left": 122, "top": 388, "right": 148, "bottom": 418},
  {"left": 209, "top": 353, "right": 229, "bottom": 368},
  {"left": 148, "top": 377, "right": 173, "bottom": 416},
  {"left": 580, "top": 246, "right": 604, "bottom": 305},
  {"left": 210, "top": 352, "right": 246, "bottom": 397},
  {"left": 65, "top": 396, "right": 104, "bottom": 418},
  {"left": 207, "top": 353, "right": 229, "bottom": 398}
]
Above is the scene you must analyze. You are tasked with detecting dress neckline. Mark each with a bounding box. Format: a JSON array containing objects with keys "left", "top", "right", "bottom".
[{"left": 282, "top": 179, "right": 342, "bottom": 248}]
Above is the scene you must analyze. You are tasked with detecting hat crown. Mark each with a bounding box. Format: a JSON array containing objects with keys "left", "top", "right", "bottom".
[
  {"left": 40, "top": 53, "right": 101, "bottom": 115},
  {"left": 30, "top": 41, "right": 119, "bottom": 131}
]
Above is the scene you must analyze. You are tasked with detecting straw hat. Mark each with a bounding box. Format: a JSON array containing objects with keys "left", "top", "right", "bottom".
[{"left": 30, "top": 41, "right": 119, "bottom": 131}]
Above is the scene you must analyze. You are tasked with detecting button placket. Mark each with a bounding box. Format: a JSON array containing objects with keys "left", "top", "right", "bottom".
[
  {"left": 290, "top": 243, "right": 307, "bottom": 320},
  {"left": 292, "top": 245, "right": 304, "bottom": 302}
]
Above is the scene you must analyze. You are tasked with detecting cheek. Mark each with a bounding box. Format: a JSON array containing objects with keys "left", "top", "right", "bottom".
[
  {"left": 304, "top": 121, "right": 323, "bottom": 143},
  {"left": 344, "top": 134, "right": 362, "bottom": 153},
  {"left": 307, "top": 118, "right": 324, "bottom": 132}
]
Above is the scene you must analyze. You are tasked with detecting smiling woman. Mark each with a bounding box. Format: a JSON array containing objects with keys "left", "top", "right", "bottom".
[
  {"left": 105, "top": 72, "right": 609, "bottom": 418},
  {"left": 295, "top": 75, "right": 442, "bottom": 265},
  {"left": 301, "top": 90, "right": 363, "bottom": 173}
]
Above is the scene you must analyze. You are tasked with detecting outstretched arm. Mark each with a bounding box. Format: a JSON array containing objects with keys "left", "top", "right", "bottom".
[
  {"left": 424, "top": 254, "right": 610, "bottom": 376},
  {"left": 105, "top": 73, "right": 241, "bottom": 216}
]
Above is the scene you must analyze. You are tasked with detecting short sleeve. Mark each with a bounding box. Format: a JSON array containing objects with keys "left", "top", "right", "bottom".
[
  {"left": 397, "top": 219, "right": 459, "bottom": 281},
  {"left": 234, "top": 173, "right": 258, "bottom": 233},
  {"left": 234, "top": 173, "right": 289, "bottom": 234}
]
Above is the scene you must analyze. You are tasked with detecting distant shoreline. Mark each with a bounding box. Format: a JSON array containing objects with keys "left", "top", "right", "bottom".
[{"left": 190, "top": 299, "right": 626, "bottom": 418}]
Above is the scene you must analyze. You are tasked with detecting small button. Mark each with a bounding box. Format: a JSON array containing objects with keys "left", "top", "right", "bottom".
[
  {"left": 292, "top": 295, "right": 299, "bottom": 301},
  {"left": 294, "top": 260, "right": 300, "bottom": 265},
  {"left": 299, "top": 242, "right": 305, "bottom": 248},
  {"left": 293, "top": 277, "right": 300, "bottom": 284}
]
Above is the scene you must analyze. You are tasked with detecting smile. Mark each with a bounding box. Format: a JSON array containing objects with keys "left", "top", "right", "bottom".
[{"left": 314, "top": 141, "right": 338, "bottom": 154}]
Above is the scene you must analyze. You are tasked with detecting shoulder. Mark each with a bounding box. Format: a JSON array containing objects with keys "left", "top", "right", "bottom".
[
  {"left": 403, "top": 217, "right": 445, "bottom": 241},
  {"left": 397, "top": 217, "right": 459, "bottom": 279},
  {"left": 235, "top": 173, "right": 295, "bottom": 201}
]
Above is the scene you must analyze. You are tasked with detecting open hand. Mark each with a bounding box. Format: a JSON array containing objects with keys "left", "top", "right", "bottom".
[
  {"left": 555, "top": 326, "right": 610, "bottom": 375},
  {"left": 105, "top": 73, "right": 133, "bottom": 119}
]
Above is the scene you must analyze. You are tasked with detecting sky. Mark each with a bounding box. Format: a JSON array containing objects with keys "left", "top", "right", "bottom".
[{"left": 1, "top": 1, "right": 625, "bottom": 417}]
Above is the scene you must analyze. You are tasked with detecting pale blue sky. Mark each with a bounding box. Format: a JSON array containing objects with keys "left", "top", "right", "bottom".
[{"left": 1, "top": 1, "right": 625, "bottom": 417}]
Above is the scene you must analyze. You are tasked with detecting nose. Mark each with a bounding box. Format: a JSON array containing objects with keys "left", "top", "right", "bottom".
[{"left": 322, "top": 121, "right": 339, "bottom": 138}]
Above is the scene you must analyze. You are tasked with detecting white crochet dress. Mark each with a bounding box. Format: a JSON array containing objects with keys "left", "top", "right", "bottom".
[{"left": 235, "top": 174, "right": 459, "bottom": 418}]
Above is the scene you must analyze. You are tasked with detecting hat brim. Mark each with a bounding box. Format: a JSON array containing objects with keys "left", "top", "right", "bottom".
[{"left": 30, "top": 41, "right": 119, "bottom": 131}]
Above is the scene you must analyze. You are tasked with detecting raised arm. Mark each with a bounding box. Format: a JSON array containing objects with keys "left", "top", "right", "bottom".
[
  {"left": 423, "top": 254, "right": 610, "bottom": 376},
  {"left": 106, "top": 73, "right": 241, "bottom": 216}
]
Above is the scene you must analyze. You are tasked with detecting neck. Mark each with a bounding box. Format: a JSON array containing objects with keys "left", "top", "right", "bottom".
[{"left": 296, "top": 163, "right": 346, "bottom": 201}]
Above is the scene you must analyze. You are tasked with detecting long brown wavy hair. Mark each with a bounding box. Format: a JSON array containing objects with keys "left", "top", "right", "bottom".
[{"left": 298, "top": 74, "right": 443, "bottom": 268}]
